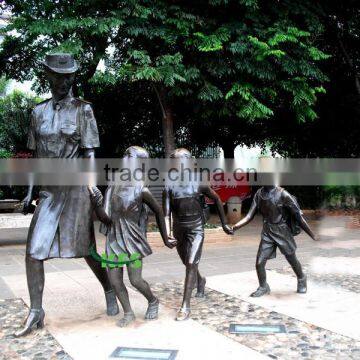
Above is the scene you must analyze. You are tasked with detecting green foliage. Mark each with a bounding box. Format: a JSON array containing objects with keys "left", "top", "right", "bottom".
[
  {"left": 225, "top": 83, "right": 273, "bottom": 120},
  {"left": 0, "top": 149, "right": 13, "bottom": 158},
  {"left": 198, "top": 83, "right": 223, "bottom": 102},
  {"left": 0, "top": 90, "right": 38, "bottom": 200},
  {"left": 0, "top": 0, "right": 335, "bottom": 158},
  {"left": 0, "top": 90, "right": 42, "bottom": 152},
  {"left": 0, "top": 1, "right": 329, "bottom": 124},
  {"left": 262, "top": 0, "right": 360, "bottom": 158},
  {"left": 324, "top": 186, "right": 360, "bottom": 209},
  {"left": 193, "top": 27, "right": 231, "bottom": 52},
  {"left": 0, "top": 76, "right": 10, "bottom": 95}
]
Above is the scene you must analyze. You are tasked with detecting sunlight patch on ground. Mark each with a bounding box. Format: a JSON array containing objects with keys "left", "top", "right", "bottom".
[{"left": 310, "top": 257, "right": 360, "bottom": 275}]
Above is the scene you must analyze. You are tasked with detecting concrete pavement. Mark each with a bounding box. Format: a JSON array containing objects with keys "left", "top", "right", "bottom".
[{"left": 0, "top": 214, "right": 360, "bottom": 359}]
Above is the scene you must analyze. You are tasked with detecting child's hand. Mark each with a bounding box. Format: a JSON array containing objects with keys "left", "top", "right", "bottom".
[
  {"left": 223, "top": 224, "right": 234, "bottom": 235},
  {"left": 88, "top": 186, "right": 103, "bottom": 207},
  {"left": 165, "top": 236, "right": 177, "bottom": 249}
]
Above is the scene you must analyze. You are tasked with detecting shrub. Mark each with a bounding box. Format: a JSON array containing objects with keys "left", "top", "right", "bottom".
[
  {"left": 0, "top": 90, "right": 41, "bottom": 200},
  {"left": 0, "top": 90, "right": 42, "bottom": 153}
]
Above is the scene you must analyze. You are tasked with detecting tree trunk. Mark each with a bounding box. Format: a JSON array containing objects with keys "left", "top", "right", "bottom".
[
  {"left": 154, "top": 85, "right": 175, "bottom": 157},
  {"left": 222, "top": 142, "right": 234, "bottom": 158},
  {"left": 162, "top": 105, "right": 175, "bottom": 157}
]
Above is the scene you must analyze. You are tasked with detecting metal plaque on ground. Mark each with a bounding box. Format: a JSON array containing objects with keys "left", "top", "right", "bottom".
[
  {"left": 109, "top": 347, "right": 178, "bottom": 360},
  {"left": 229, "top": 324, "right": 286, "bottom": 334}
]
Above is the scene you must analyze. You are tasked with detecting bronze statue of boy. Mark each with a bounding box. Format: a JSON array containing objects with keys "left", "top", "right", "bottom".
[{"left": 233, "top": 186, "right": 318, "bottom": 297}]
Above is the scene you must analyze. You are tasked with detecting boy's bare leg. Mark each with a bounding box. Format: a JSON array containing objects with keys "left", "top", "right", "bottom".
[
  {"left": 285, "top": 253, "right": 307, "bottom": 293},
  {"left": 250, "top": 255, "right": 271, "bottom": 297}
]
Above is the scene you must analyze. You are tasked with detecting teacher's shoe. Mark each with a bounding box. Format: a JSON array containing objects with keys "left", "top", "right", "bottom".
[{"left": 14, "top": 308, "right": 45, "bottom": 337}]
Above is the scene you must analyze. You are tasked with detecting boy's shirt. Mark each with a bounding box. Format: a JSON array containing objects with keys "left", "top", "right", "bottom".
[{"left": 254, "top": 187, "right": 302, "bottom": 225}]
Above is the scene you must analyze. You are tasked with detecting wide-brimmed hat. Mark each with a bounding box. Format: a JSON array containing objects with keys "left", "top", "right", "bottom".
[{"left": 42, "top": 53, "right": 78, "bottom": 74}]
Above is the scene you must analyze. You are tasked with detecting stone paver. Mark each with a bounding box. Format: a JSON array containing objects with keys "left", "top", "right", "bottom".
[
  {"left": 0, "top": 298, "right": 71, "bottom": 360},
  {"left": 0, "top": 214, "right": 359, "bottom": 359},
  {"left": 0, "top": 214, "right": 32, "bottom": 229},
  {"left": 153, "top": 281, "right": 360, "bottom": 360},
  {"left": 2, "top": 273, "right": 265, "bottom": 360},
  {"left": 277, "top": 263, "right": 360, "bottom": 294},
  {"left": 206, "top": 270, "right": 360, "bottom": 340}
]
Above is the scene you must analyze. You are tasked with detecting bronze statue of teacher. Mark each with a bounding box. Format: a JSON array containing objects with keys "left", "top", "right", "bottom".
[{"left": 15, "top": 53, "right": 118, "bottom": 337}]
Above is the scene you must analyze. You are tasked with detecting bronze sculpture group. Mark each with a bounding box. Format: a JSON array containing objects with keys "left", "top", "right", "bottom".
[{"left": 16, "top": 53, "right": 317, "bottom": 336}]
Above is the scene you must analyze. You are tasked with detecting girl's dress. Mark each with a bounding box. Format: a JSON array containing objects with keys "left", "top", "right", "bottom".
[{"left": 101, "top": 185, "right": 152, "bottom": 259}]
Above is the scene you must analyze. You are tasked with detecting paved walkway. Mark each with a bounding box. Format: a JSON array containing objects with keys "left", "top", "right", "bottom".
[{"left": 0, "top": 215, "right": 359, "bottom": 359}]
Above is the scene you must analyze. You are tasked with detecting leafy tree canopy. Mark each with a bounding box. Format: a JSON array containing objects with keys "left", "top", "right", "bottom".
[{"left": 0, "top": 0, "right": 331, "bottom": 155}]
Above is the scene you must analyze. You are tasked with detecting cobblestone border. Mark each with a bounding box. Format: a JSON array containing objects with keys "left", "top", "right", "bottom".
[
  {"left": 0, "top": 298, "right": 71, "bottom": 360},
  {"left": 2, "top": 281, "right": 360, "bottom": 359},
  {"left": 275, "top": 266, "right": 360, "bottom": 294},
  {"left": 153, "top": 281, "right": 360, "bottom": 359}
]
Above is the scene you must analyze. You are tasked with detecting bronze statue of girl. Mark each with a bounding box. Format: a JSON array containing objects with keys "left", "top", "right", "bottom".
[{"left": 89, "top": 146, "right": 176, "bottom": 327}]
